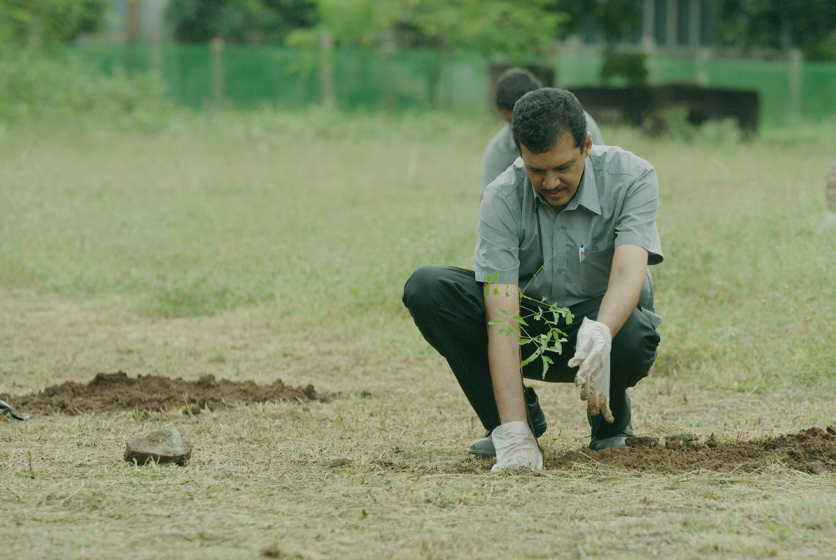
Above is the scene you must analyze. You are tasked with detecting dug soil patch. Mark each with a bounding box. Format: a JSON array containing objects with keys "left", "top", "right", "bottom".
[
  {"left": 546, "top": 427, "right": 836, "bottom": 474},
  {"left": 0, "top": 371, "right": 329, "bottom": 416}
]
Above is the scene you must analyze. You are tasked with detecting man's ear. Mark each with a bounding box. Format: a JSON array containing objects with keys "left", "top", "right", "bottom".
[{"left": 583, "top": 132, "right": 593, "bottom": 156}]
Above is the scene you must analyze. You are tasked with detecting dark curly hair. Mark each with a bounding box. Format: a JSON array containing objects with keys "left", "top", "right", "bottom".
[
  {"left": 494, "top": 68, "right": 542, "bottom": 112},
  {"left": 511, "top": 88, "right": 588, "bottom": 154}
]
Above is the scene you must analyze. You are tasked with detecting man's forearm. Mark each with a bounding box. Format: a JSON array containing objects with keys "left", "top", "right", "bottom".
[
  {"left": 484, "top": 283, "right": 526, "bottom": 424},
  {"left": 597, "top": 245, "right": 649, "bottom": 336}
]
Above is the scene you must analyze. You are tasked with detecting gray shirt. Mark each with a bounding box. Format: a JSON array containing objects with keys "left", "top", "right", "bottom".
[
  {"left": 475, "top": 144, "right": 663, "bottom": 315},
  {"left": 480, "top": 111, "right": 605, "bottom": 195}
]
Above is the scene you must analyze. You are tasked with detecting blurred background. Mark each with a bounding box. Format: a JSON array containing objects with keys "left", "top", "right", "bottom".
[{"left": 2, "top": 0, "right": 835, "bottom": 127}]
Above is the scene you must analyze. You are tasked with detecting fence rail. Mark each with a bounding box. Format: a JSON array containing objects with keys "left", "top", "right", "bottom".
[{"left": 74, "top": 42, "right": 836, "bottom": 125}]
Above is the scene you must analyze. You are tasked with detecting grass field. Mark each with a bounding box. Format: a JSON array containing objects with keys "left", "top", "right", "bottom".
[{"left": 1, "top": 109, "right": 836, "bottom": 559}]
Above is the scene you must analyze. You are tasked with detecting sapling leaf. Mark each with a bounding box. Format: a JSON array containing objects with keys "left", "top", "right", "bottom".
[
  {"left": 521, "top": 345, "right": 544, "bottom": 367},
  {"left": 548, "top": 344, "right": 563, "bottom": 354},
  {"left": 540, "top": 355, "right": 554, "bottom": 379}
]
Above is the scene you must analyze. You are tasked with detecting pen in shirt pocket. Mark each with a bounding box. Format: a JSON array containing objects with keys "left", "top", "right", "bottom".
[{"left": 578, "top": 244, "right": 585, "bottom": 263}]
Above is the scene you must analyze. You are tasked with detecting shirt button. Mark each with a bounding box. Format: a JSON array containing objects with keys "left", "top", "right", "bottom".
[{"left": 556, "top": 269, "right": 564, "bottom": 275}]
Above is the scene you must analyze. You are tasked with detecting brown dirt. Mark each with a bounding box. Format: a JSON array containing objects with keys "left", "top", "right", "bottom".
[
  {"left": 545, "top": 426, "right": 836, "bottom": 474},
  {"left": 0, "top": 371, "right": 330, "bottom": 416}
]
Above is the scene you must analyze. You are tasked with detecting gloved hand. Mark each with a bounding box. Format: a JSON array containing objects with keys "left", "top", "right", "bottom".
[
  {"left": 568, "top": 317, "right": 614, "bottom": 423},
  {"left": 491, "top": 421, "right": 544, "bottom": 472}
]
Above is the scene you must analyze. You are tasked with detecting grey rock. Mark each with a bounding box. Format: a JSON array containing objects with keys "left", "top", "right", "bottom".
[{"left": 124, "top": 425, "right": 192, "bottom": 465}]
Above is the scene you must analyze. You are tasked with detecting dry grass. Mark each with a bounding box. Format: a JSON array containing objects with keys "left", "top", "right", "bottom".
[{"left": 2, "top": 289, "right": 836, "bottom": 559}]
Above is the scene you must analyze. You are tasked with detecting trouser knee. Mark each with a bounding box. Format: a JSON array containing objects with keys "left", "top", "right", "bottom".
[
  {"left": 611, "top": 307, "right": 660, "bottom": 388},
  {"left": 402, "top": 265, "right": 442, "bottom": 318}
]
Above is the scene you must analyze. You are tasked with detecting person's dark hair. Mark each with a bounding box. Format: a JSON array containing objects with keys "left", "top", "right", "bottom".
[
  {"left": 494, "top": 68, "right": 542, "bottom": 112},
  {"left": 511, "top": 88, "right": 588, "bottom": 154}
]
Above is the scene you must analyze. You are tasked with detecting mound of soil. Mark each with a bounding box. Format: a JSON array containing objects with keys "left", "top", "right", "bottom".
[
  {"left": 0, "top": 371, "right": 329, "bottom": 416},
  {"left": 546, "top": 427, "right": 836, "bottom": 474}
]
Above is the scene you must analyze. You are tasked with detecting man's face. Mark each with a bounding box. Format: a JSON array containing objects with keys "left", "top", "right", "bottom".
[{"left": 520, "top": 132, "right": 592, "bottom": 212}]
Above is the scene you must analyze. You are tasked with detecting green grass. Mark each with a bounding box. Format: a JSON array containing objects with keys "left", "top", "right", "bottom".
[{"left": 1, "top": 109, "right": 835, "bottom": 386}]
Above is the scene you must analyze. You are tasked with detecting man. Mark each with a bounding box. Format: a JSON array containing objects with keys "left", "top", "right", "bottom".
[
  {"left": 403, "top": 88, "right": 662, "bottom": 471},
  {"left": 481, "top": 68, "right": 604, "bottom": 198}
]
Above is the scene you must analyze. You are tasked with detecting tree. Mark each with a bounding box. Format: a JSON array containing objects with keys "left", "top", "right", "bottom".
[
  {"left": 0, "top": 0, "right": 107, "bottom": 46},
  {"left": 711, "top": 0, "right": 836, "bottom": 60},
  {"left": 166, "top": 0, "right": 318, "bottom": 44},
  {"left": 285, "top": 0, "right": 567, "bottom": 108},
  {"left": 407, "top": 0, "right": 566, "bottom": 61},
  {"left": 595, "top": 0, "right": 647, "bottom": 85},
  {"left": 287, "top": 0, "right": 565, "bottom": 58},
  {"left": 548, "top": 0, "right": 648, "bottom": 85}
]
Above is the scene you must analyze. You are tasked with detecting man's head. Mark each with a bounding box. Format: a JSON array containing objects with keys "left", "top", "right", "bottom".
[
  {"left": 511, "top": 87, "right": 588, "bottom": 154},
  {"left": 494, "top": 68, "right": 542, "bottom": 123},
  {"left": 511, "top": 88, "right": 593, "bottom": 212}
]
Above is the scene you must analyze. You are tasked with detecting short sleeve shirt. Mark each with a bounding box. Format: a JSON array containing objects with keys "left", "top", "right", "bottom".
[
  {"left": 480, "top": 111, "right": 605, "bottom": 195},
  {"left": 475, "top": 144, "right": 663, "bottom": 309}
]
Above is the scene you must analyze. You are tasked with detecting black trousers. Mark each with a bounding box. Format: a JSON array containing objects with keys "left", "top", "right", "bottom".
[{"left": 402, "top": 265, "right": 661, "bottom": 439}]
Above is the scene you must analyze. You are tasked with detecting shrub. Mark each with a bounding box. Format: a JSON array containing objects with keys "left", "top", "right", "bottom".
[{"left": 0, "top": 47, "right": 169, "bottom": 121}]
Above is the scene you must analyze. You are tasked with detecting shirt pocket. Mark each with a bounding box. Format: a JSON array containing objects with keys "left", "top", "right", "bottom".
[{"left": 580, "top": 246, "right": 614, "bottom": 298}]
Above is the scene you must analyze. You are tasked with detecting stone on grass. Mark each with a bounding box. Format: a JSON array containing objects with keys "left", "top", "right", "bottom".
[{"left": 124, "top": 424, "right": 192, "bottom": 465}]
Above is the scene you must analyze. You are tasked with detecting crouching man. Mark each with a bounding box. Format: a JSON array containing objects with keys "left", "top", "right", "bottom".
[{"left": 402, "top": 88, "right": 663, "bottom": 471}]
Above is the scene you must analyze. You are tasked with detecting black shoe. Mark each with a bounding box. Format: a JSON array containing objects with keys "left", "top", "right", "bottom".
[
  {"left": 525, "top": 386, "right": 548, "bottom": 438},
  {"left": 469, "top": 386, "right": 547, "bottom": 458},
  {"left": 589, "top": 424, "right": 633, "bottom": 450}
]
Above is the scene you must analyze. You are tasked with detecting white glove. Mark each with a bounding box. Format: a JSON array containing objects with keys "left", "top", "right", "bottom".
[
  {"left": 568, "top": 317, "right": 614, "bottom": 423},
  {"left": 491, "top": 421, "right": 544, "bottom": 472}
]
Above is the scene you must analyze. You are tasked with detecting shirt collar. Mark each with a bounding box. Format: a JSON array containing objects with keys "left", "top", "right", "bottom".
[{"left": 565, "top": 163, "right": 601, "bottom": 215}]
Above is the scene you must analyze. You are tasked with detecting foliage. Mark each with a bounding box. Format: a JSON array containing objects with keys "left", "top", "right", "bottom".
[
  {"left": 285, "top": 0, "right": 400, "bottom": 47},
  {"left": 407, "top": 0, "right": 566, "bottom": 60},
  {"left": 166, "top": 0, "right": 318, "bottom": 44},
  {"left": 596, "top": 0, "right": 647, "bottom": 86},
  {"left": 0, "top": 48, "right": 168, "bottom": 120},
  {"left": 710, "top": 0, "right": 836, "bottom": 60},
  {"left": 551, "top": 0, "right": 640, "bottom": 44},
  {"left": 550, "top": 1, "right": 649, "bottom": 86},
  {"left": 599, "top": 51, "right": 648, "bottom": 85},
  {"left": 0, "top": 0, "right": 107, "bottom": 45},
  {"left": 594, "top": 0, "right": 640, "bottom": 44},
  {"left": 288, "top": 0, "right": 566, "bottom": 60}
]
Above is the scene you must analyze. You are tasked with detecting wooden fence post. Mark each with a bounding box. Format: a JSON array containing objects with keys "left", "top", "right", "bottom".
[
  {"left": 319, "top": 30, "right": 335, "bottom": 109},
  {"left": 788, "top": 48, "right": 802, "bottom": 123},
  {"left": 211, "top": 37, "right": 225, "bottom": 110},
  {"left": 381, "top": 27, "right": 396, "bottom": 114}
]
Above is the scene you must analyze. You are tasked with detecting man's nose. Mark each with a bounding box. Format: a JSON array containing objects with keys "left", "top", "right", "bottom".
[{"left": 542, "top": 172, "right": 560, "bottom": 190}]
